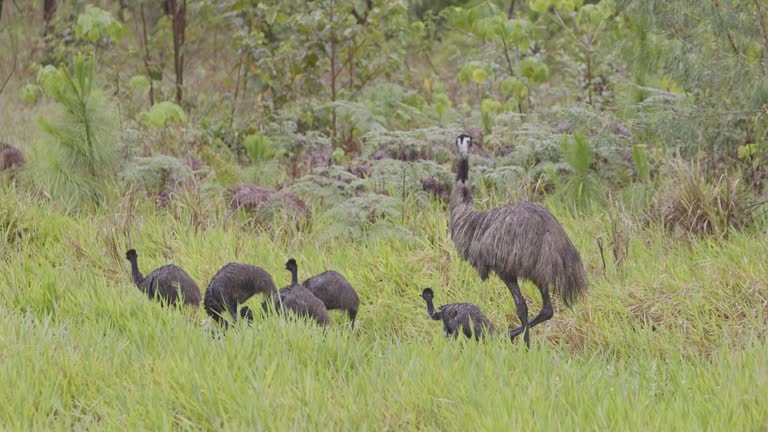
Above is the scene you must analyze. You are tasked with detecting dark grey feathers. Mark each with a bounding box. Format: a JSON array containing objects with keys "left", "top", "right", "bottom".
[
  {"left": 204, "top": 263, "right": 277, "bottom": 325},
  {"left": 262, "top": 284, "right": 330, "bottom": 326},
  {"left": 303, "top": 271, "right": 360, "bottom": 326},
  {"left": 125, "top": 249, "right": 201, "bottom": 306},
  {"left": 421, "top": 288, "right": 494, "bottom": 340},
  {"left": 448, "top": 183, "right": 588, "bottom": 306},
  {"left": 432, "top": 302, "right": 495, "bottom": 339}
]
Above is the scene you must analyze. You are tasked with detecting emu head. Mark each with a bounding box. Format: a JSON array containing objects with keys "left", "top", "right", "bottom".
[
  {"left": 421, "top": 288, "right": 434, "bottom": 301},
  {"left": 125, "top": 249, "right": 138, "bottom": 261},
  {"left": 285, "top": 258, "right": 297, "bottom": 272},
  {"left": 456, "top": 133, "right": 472, "bottom": 159}
]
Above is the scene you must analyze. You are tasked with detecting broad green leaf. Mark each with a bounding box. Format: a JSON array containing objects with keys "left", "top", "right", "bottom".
[
  {"left": 500, "top": 76, "right": 529, "bottom": 101},
  {"left": 140, "top": 101, "right": 187, "bottom": 129},
  {"left": 472, "top": 68, "right": 487, "bottom": 84},
  {"left": 529, "top": 0, "right": 551, "bottom": 14}
]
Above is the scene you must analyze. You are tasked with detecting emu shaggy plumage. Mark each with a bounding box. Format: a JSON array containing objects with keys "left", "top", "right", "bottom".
[
  {"left": 125, "top": 249, "right": 201, "bottom": 306},
  {"left": 448, "top": 133, "right": 588, "bottom": 347},
  {"left": 262, "top": 259, "right": 330, "bottom": 326},
  {"left": 421, "top": 288, "right": 494, "bottom": 340},
  {"left": 303, "top": 271, "right": 360, "bottom": 327},
  {"left": 204, "top": 263, "right": 277, "bottom": 326}
]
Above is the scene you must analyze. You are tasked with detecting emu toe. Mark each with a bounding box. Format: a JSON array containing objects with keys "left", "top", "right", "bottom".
[{"left": 507, "top": 326, "right": 531, "bottom": 348}]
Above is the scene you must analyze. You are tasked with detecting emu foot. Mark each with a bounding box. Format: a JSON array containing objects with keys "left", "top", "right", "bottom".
[{"left": 507, "top": 326, "right": 531, "bottom": 348}]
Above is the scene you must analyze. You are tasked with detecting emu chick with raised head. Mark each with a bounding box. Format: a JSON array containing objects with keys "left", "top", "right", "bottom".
[
  {"left": 262, "top": 259, "right": 330, "bottom": 326},
  {"left": 420, "top": 288, "right": 494, "bottom": 340},
  {"left": 125, "top": 249, "right": 201, "bottom": 306}
]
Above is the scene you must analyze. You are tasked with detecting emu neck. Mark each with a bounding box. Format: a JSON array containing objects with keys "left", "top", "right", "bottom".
[
  {"left": 128, "top": 257, "right": 144, "bottom": 286},
  {"left": 424, "top": 297, "right": 439, "bottom": 320},
  {"left": 449, "top": 181, "right": 475, "bottom": 216},
  {"left": 456, "top": 157, "right": 469, "bottom": 182},
  {"left": 290, "top": 268, "right": 298, "bottom": 285}
]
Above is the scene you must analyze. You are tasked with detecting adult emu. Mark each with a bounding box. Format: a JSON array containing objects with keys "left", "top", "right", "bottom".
[
  {"left": 125, "top": 249, "right": 201, "bottom": 306},
  {"left": 448, "top": 134, "right": 588, "bottom": 347},
  {"left": 204, "top": 263, "right": 277, "bottom": 326},
  {"left": 262, "top": 259, "right": 330, "bottom": 326},
  {"left": 303, "top": 271, "right": 360, "bottom": 328},
  {"left": 421, "top": 288, "right": 494, "bottom": 340}
]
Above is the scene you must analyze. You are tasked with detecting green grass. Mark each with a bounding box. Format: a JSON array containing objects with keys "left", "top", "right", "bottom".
[{"left": 0, "top": 183, "right": 766, "bottom": 430}]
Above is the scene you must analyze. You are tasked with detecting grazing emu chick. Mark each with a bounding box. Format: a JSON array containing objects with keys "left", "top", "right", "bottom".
[
  {"left": 204, "top": 263, "right": 278, "bottom": 326},
  {"left": 448, "top": 133, "right": 588, "bottom": 347},
  {"left": 421, "top": 288, "right": 494, "bottom": 340},
  {"left": 125, "top": 249, "right": 201, "bottom": 306},
  {"left": 303, "top": 271, "right": 360, "bottom": 328},
  {"left": 262, "top": 259, "right": 330, "bottom": 326}
]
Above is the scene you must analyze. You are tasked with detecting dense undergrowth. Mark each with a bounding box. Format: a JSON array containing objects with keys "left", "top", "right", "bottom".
[{"left": 0, "top": 181, "right": 766, "bottom": 429}]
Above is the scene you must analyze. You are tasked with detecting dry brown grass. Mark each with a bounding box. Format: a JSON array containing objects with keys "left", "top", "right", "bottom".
[{"left": 652, "top": 161, "right": 754, "bottom": 238}]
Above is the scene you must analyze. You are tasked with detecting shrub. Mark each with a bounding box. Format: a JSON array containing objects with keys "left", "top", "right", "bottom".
[
  {"left": 34, "top": 54, "right": 119, "bottom": 208},
  {"left": 557, "top": 130, "right": 604, "bottom": 210},
  {"left": 119, "top": 155, "right": 205, "bottom": 207},
  {"left": 228, "top": 182, "right": 311, "bottom": 230},
  {"left": 652, "top": 161, "right": 753, "bottom": 238},
  {"left": 316, "top": 193, "right": 413, "bottom": 243}
]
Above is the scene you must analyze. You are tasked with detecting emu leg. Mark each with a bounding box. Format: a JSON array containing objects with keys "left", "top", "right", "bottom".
[
  {"left": 527, "top": 286, "right": 554, "bottom": 329},
  {"left": 504, "top": 278, "right": 530, "bottom": 348},
  {"left": 348, "top": 308, "right": 358, "bottom": 329},
  {"left": 225, "top": 301, "right": 238, "bottom": 324}
]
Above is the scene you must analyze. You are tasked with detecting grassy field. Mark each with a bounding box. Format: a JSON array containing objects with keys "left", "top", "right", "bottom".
[{"left": 1, "top": 181, "right": 766, "bottom": 430}]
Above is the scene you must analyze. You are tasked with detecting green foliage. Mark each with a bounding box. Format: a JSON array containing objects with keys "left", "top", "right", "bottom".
[
  {"left": 737, "top": 143, "right": 756, "bottom": 160},
  {"left": 518, "top": 58, "right": 549, "bottom": 84},
  {"left": 127, "top": 76, "right": 150, "bottom": 93},
  {"left": 561, "top": 131, "right": 593, "bottom": 175},
  {"left": 140, "top": 102, "right": 187, "bottom": 129},
  {"left": 331, "top": 147, "right": 347, "bottom": 164},
  {"left": 244, "top": 134, "right": 284, "bottom": 163},
  {"left": 75, "top": 6, "right": 124, "bottom": 44},
  {"left": 283, "top": 165, "right": 366, "bottom": 207},
  {"left": 119, "top": 155, "right": 196, "bottom": 192},
  {"left": 317, "top": 193, "right": 412, "bottom": 243},
  {"left": 558, "top": 131, "right": 604, "bottom": 210},
  {"left": 18, "top": 84, "right": 40, "bottom": 104},
  {"left": 500, "top": 77, "right": 528, "bottom": 102},
  {"left": 34, "top": 54, "right": 119, "bottom": 208},
  {"left": 632, "top": 145, "right": 650, "bottom": 182}
]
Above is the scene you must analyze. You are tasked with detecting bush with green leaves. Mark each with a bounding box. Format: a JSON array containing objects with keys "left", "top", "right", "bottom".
[
  {"left": 75, "top": 6, "right": 124, "bottom": 44},
  {"left": 140, "top": 101, "right": 187, "bottom": 129},
  {"left": 33, "top": 54, "right": 119, "bottom": 208},
  {"left": 118, "top": 155, "right": 206, "bottom": 207}
]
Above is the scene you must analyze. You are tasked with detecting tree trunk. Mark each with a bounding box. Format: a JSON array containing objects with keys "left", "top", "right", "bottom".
[
  {"left": 167, "top": 0, "right": 186, "bottom": 105},
  {"left": 329, "top": 0, "right": 337, "bottom": 149},
  {"left": 117, "top": 0, "right": 127, "bottom": 22},
  {"left": 43, "top": 0, "right": 56, "bottom": 35},
  {"left": 140, "top": 3, "right": 155, "bottom": 106},
  {"left": 0, "top": 0, "right": 4, "bottom": 21},
  {"left": 508, "top": 0, "right": 517, "bottom": 18}
]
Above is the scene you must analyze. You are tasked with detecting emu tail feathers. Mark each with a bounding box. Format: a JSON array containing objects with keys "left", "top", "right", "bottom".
[{"left": 555, "top": 242, "right": 588, "bottom": 307}]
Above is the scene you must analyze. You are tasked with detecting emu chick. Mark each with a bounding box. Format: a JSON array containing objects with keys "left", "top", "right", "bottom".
[
  {"left": 125, "top": 249, "right": 201, "bottom": 306},
  {"left": 262, "top": 285, "right": 330, "bottom": 326},
  {"left": 303, "top": 271, "right": 360, "bottom": 327},
  {"left": 421, "top": 288, "right": 494, "bottom": 340},
  {"left": 204, "top": 262, "right": 277, "bottom": 325}
]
